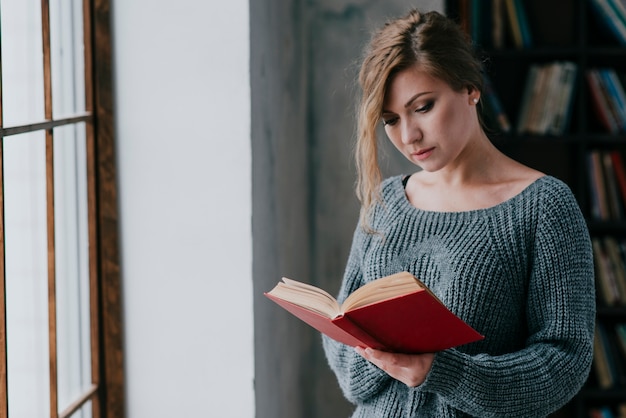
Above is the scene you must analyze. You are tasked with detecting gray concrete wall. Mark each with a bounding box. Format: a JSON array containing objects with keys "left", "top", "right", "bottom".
[{"left": 252, "top": 1, "right": 443, "bottom": 417}]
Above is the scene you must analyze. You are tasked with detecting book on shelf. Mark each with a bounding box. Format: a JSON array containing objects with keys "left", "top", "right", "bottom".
[
  {"left": 592, "top": 235, "right": 626, "bottom": 306},
  {"left": 503, "top": 0, "right": 522, "bottom": 47},
  {"left": 550, "top": 61, "right": 578, "bottom": 135},
  {"left": 512, "top": 0, "right": 532, "bottom": 47},
  {"left": 593, "top": 322, "right": 614, "bottom": 389},
  {"left": 589, "top": 405, "right": 621, "bottom": 418},
  {"left": 602, "top": 152, "right": 625, "bottom": 220},
  {"left": 265, "top": 271, "right": 485, "bottom": 353},
  {"left": 600, "top": 68, "right": 626, "bottom": 132},
  {"left": 588, "top": 150, "right": 611, "bottom": 221},
  {"left": 457, "top": 0, "right": 471, "bottom": 37},
  {"left": 587, "top": 150, "right": 626, "bottom": 221},
  {"left": 587, "top": 70, "right": 622, "bottom": 134},
  {"left": 481, "top": 74, "right": 511, "bottom": 133},
  {"left": 469, "top": 0, "right": 483, "bottom": 47},
  {"left": 492, "top": 0, "right": 505, "bottom": 49},
  {"left": 503, "top": 0, "right": 532, "bottom": 48},
  {"left": 610, "top": 150, "right": 626, "bottom": 210},
  {"left": 454, "top": 0, "right": 530, "bottom": 50},
  {"left": 593, "top": 237, "right": 622, "bottom": 307},
  {"left": 589, "top": 0, "right": 626, "bottom": 46},
  {"left": 613, "top": 0, "right": 626, "bottom": 31},
  {"left": 516, "top": 62, "right": 577, "bottom": 135},
  {"left": 516, "top": 64, "right": 541, "bottom": 135},
  {"left": 602, "top": 236, "right": 626, "bottom": 304},
  {"left": 593, "top": 321, "right": 626, "bottom": 389},
  {"left": 616, "top": 323, "right": 626, "bottom": 359}
]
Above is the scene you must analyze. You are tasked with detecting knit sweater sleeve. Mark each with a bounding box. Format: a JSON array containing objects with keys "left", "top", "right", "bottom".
[
  {"left": 322, "top": 225, "right": 395, "bottom": 403},
  {"left": 418, "top": 185, "right": 596, "bottom": 417}
]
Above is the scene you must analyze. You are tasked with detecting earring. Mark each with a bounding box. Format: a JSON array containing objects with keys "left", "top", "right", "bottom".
[{"left": 473, "top": 98, "right": 479, "bottom": 104}]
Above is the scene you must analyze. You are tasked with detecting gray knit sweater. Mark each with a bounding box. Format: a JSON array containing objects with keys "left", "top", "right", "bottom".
[{"left": 323, "top": 175, "right": 595, "bottom": 418}]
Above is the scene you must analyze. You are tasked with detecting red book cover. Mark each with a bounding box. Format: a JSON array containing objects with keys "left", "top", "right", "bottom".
[
  {"left": 610, "top": 150, "right": 626, "bottom": 209},
  {"left": 265, "top": 274, "right": 484, "bottom": 354}
]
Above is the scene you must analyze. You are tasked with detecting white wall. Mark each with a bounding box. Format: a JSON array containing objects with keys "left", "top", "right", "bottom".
[{"left": 112, "top": 1, "right": 254, "bottom": 417}]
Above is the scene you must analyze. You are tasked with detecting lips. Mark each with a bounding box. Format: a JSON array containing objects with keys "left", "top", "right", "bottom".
[{"left": 412, "top": 147, "right": 435, "bottom": 161}]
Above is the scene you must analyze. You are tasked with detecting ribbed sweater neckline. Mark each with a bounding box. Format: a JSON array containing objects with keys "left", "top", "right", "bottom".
[{"left": 386, "top": 174, "right": 552, "bottom": 219}]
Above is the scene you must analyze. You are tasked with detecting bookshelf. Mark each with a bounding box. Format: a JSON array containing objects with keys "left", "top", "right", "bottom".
[{"left": 446, "top": 1, "right": 626, "bottom": 417}]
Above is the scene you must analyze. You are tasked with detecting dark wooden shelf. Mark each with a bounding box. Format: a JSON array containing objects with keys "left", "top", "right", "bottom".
[
  {"left": 482, "top": 47, "right": 583, "bottom": 58},
  {"left": 578, "top": 386, "right": 626, "bottom": 400},
  {"left": 596, "top": 305, "right": 626, "bottom": 317}
]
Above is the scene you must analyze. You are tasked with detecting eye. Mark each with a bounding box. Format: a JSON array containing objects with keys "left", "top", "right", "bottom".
[
  {"left": 416, "top": 101, "right": 434, "bottom": 113},
  {"left": 382, "top": 116, "right": 399, "bottom": 127}
]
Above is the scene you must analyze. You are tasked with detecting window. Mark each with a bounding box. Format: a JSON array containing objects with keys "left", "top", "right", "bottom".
[{"left": 0, "top": 0, "right": 123, "bottom": 417}]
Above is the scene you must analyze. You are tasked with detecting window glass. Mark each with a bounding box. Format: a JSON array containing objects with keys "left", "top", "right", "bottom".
[
  {"left": 50, "top": 0, "right": 86, "bottom": 118},
  {"left": 4, "top": 132, "right": 50, "bottom": 417},
  {"left": 54, "top": 123, "right": 91, "bottom": 415},
  {"left": 0, "top": 1, "right": 45, "bottom": 126},
  {"left": 71, "top": 400, "right": 93, "bottom": 418}
]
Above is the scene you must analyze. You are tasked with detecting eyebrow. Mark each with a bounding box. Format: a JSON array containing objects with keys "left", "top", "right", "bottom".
[
  {"left": 382, "top": 91, "right": 433, "bottom": 114},
  {"left": 403, "top": 92, "right": 432, "bottom": 108}
]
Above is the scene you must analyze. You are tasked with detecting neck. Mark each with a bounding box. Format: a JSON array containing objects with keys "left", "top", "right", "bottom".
[{"left": 428, "top": 133, "right": 505, "bottom": 187}]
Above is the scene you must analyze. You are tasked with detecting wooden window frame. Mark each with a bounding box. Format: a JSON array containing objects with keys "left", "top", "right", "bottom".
[{"left": 0, "top": 0, "right": 124, "bottom": 417}]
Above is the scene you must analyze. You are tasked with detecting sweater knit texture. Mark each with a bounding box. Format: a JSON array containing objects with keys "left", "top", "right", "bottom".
[{"left": 323, "top": 175, "right": 595, "bottom": 418}]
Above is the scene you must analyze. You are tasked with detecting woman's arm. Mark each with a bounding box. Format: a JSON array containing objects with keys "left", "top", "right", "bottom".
[{"left": 322, "top": 226, "right": 396, "bottom": 404}]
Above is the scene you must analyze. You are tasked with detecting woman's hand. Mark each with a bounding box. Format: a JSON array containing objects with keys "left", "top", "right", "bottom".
[{"left": 355, "top": 347, "right": 435, "bottom": 387}]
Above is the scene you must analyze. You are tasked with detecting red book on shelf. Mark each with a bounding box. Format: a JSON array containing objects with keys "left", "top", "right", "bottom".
[
  {"left": 587, "top": 69, "right": 620, "bottom": 133},
  {"left": 589, "top": 150, "right": 610, "bottom": 220},
  {"left": 265, "top": 271, "right": 484, "bottom": 354},
  {"left": 610, "top": 150, "right": 626, "bottom": 209}
]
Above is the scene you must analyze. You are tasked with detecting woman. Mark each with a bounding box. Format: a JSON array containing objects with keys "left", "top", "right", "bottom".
[{"left": 322, "top": 9, "right": 595, "bottom": 418}]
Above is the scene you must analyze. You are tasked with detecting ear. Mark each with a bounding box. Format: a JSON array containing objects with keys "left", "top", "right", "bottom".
[{"left": 467, "top": 87, "right": 480, "bottom": 105}]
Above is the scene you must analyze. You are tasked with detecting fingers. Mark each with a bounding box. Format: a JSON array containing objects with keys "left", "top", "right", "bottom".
[
  {"left": 355, "top": 347, "right": 389, "bottom": 370},
  {"left": 355, "top": 346, "right": 435, "bottom": 387}
]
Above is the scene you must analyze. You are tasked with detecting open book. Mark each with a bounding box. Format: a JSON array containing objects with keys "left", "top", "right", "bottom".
[{"left": 265, "top": 271, "right": 484, "bottom": 353}]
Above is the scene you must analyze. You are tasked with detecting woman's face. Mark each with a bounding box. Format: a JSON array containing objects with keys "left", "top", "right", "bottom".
[{"left": 381, "top": 65, "right": 480, "bottom": 172}]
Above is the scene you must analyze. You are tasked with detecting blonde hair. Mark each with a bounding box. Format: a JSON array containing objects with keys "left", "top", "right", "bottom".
[{"left": 355, "top": 10, "right": 484, "bottom": 229}]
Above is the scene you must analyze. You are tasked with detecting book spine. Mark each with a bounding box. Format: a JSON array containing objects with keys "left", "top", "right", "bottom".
[
  {"left": 592, "top": 150, "right": 612, "bottom": 220},
  {"left": 612, "top": 0, "right": 626, "bottom": 22},
  {"left": 535, "top": 63, "right": 562, "bottom": 135},
  {"left": 610, "top": 150, "right": 626, "bottom": 210},
  {"left": 607, "top": 0, "right": 626, "bottom": 33},
  {"left": 602, "top": 151, "right": 625, "bottom": 220},
  {"left": 616, "top": 323, "right": 626, "bottom": 358},
  {"left": 549, "top": 62, "right": 578, "bottom": 135},
  {"left": 592, "top": 237, "right": 620, "bottom": 306},
  {"left": 603, "top": 236, "right": 626, "bottom": 304},
  {"left": 590, "top": 0, "right": 626, "bottom": 46},
  {"left": 526, "top": 65, "right": 550, "bottom": 134},
  {"left": 588, "top": 151, "right": 606, "bottom": 220},
  {"left": 594, "top": 323, "right": 614, "bottom": 389},
  {"left": 596, "top": 69, "right": 626, "bottom": 131},
  {"left": 587, "top": 69, "right": 620, "bottom": 133},
  {"left": 517, "top": 65, "right": 540, "bottom": 134},
  {"left": 601, "top": 68, "right": 626, "bottom": 131},
  {"left": 458, "top": 0, "right": 471, "bottom": 35},
  {"left": 492, "top": 0, "right": 505, "bottom": 49},
  {"left": 482, "top": 74, "right": 511, "bottom": 133},
  {"left": 504, "top": 0, "right": 523, "bottom": 48},
  {"left": 513, "top": 0, "right": 532, "bottom": 47},
  {"left": 470, "top": 0, "right": 481, "bottom": 45}
]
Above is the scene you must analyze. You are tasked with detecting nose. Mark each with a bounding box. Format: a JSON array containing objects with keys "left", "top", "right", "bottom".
[{"left": 400, "top": 120, "right": 421, "bottom": 145}]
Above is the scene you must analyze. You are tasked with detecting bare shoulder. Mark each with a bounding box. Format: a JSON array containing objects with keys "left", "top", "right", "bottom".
[{"left": 505, "top": 161, "right": 545, "bottom": 192}]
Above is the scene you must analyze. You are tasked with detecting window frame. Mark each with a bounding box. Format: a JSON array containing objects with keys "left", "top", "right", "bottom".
[{"left": 0, "top": 0, "right": 124, "bottom": 417}]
